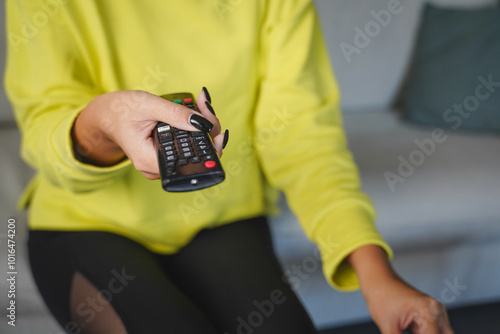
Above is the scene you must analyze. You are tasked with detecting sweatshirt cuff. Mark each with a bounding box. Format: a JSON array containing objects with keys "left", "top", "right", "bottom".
[
  {"left": 315, "top": 206, "right": 393, "bottom": 291},
  {"left": 49, "top": 106, "right": 132, "bottom": 192}
]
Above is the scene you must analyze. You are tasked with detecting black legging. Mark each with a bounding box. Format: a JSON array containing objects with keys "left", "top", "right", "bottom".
[{"left": 28, "top": 216, "right": 319, "bottom": 333}]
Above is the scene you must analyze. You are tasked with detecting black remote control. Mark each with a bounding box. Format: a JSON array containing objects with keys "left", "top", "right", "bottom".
[{"left": 153, "top": 93, "right": 225, "bottom": 192}]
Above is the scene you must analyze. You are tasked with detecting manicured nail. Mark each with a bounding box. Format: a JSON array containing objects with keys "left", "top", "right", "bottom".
[
  {"left": 189, "top": 114, "right": 213, "bottom": 132},
  {"left": 202, "top": 87, "right": 211, "bottom": 104},
  {"left": 222, "top": 129, "right": 229, "bottom": 149},
  {"left": 205, "top": 101, "right": 216, "bottom": 116}
]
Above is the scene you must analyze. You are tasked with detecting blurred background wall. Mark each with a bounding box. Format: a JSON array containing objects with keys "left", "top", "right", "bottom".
[{"left": 315, "top": 0, "right": 497, "bottom": 109}]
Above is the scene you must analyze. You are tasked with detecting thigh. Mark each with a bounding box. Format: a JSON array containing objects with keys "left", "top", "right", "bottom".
[
  {"left": 28, "top": 230, "right": 217, "bottom": 334},
  {"left": 161, "top": 217, "right": 319, "bottom": 334}
]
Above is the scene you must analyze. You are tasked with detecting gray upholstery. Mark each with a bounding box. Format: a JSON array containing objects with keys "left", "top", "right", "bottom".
[
  {"left": 271, "top": 110, "right": 500, "bottom": 327},
  {"left": 1, "top": 0, "right": 499, "bottom": 332}
]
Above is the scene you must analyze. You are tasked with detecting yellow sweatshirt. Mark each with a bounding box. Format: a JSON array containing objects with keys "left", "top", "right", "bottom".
[{"left": 5, "top": 0, "right": 391, "bottom": 291}]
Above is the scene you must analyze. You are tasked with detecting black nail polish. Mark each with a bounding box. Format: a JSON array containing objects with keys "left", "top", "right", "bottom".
[
  {"left": 205, "top": 101, "right": 216, "bottom": 116},
  {"left": 202, "top": 87, "right": 211, "bottom": 104},
  {"left": 189, "top": 114, "right": 213, "bottom": 132},
  {"left": 222, "top": 129, "right": 229, "bottom": 149}
]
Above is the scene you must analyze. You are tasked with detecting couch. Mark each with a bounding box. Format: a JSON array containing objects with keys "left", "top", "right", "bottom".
[
  {"left": 271, "top": 0, "right": 500, "bottom": 328},
  {"left": 1, "top": 0, "right": 499, "bottom": 332}
]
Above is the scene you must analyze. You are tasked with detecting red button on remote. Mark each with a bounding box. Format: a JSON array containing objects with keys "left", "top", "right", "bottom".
[
  {"left": 183, "top": 98, "right": 193, "bottom": 103},
  {"left": 204, "top": 161, "right": 216, "bottom": 168}
]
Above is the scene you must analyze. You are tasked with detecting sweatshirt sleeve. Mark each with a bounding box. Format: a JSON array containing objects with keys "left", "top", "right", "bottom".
[
  {"left": 4, "top": 0, "right": 131, "bottom": 194},
  {"left": 254, "top": 0, "right": 393, "bottom": 291}
]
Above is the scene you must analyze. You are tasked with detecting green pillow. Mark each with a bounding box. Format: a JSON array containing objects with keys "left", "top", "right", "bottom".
[{"left": 402, "top": 4, "right": 500, "bottom": 132}]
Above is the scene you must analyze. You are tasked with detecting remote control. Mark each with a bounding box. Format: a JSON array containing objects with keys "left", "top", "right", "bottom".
[{"left": 153, "top": 93, "right": 225, "bottom": 192}]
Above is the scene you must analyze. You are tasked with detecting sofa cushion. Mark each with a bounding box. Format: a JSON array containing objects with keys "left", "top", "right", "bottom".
[
  {"left": 401, "top": 4, "right": 500, "bottom": 133},
  {"left": 269, "top": 110, "right": 500, "bottom": 328},
  {"left": 272, "top": 110, "right": 500, "bottom": 258},
  {"left": 346, "top": 110, "right": 500, "bottom": 247}
]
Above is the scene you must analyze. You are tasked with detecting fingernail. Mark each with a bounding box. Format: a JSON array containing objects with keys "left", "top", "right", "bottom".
[
  {"left": 205, "top": 101, "right": 216, "bottom": 116},
  {"left": 222, "top": 129, "right": 229, "bottom": 149},
  {"left": 189, "top": 114, "right": 213, "bottom": 132},
  {"left": 202, "top": 87, "right": 211, "bottom": 104}
]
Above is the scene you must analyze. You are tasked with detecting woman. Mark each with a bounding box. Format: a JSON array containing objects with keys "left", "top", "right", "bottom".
[{"left": 5, "top": 0, "right": 453, "bottom": 333}]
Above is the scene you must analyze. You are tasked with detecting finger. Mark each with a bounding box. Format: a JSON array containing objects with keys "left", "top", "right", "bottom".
[
  {"left": 141, "top": 171, "right": 160, "bottom": 180},
  {"left": 202, "top": 86, "right": 212, "bottom": 104},
  {"left": 438, "top": 310, "right": 454, "bottom": 334},
  {"left": 411, "top": 320, "right": 440, "bottom": 334},
  {"left": 379, "top": 323, "right": 400, "bottom": 334},
  {"left": 196, "top": 89, "right": 221, "bottom": 138},
  {"left": 212, "top": 132, "right": 225, "bottom": 157},
  {"left": 222, "top": 129, "right": 229, "bottom": 150},
  {"left": 441, "top": 324, "right": 455, "bottom": 334},
  {"left": 147, "top": 94, "right": 214, "bottom": 133},
  {"left": 125, "top": 137, "right": 160, "bottom": 178},
  {"left": 409, "top": 311, "right": 440, "bottom": 334}
]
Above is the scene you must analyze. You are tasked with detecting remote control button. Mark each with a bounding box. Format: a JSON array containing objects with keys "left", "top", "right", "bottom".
[
  {"left": 197, "top": 145, "right": 208, "bottom": 150},
  {"left": 191, "top": 157, "right": 201, "bottom": 163},
  {"left": 204, "top": 161, "right": 216, "bottom": 169},
  {"left": 182, "top": 152, "right": 194, "bottom": 158},
  {"left": 166, "top": 155, "right": 177, "bottom": 161},
  {"left": 195, "top": 140, "right": 208, "bottom": 146},
  {"left": 178, "top": 159, "right": 188, "bottom": 166},
  {"left": 176, "top": 133, "right": 189, "bottom": 139},
  {"left": 179, "top": 138, "right": 189, "bottom": 143},
  {"left": 166, "top": 167, "right": 176, "bottom": 175},
  {"left": 198, "top": 150, "right": 211, "bottom": 156},
  {"left": 185, "top": 103, "right": 195, "bottom": 109},
  {"left": 157, "top": 125, "right": 171, "bottom": 133},
  {"left": 194, "top": 136, "right": 205, "bottom": 141},
  {"left": 159, "top": 134, "right": 173, "bottom": 143},
  {"left": 192, "top": 131, "right": 204, "bottom": 136},
  {"left": 180, "top": 147, "right": 192, "bottom": 153},
  {"left": 163, "top": 145, "right": 174, "bottom": 151},
  {"left": 204, "top": 155, "right": 213, "bottom": 161},
  {"left": 165, "top": 150, "right": 175, "bottom": 156},
  {"left": 166, "top": 161, "right": 175, "bottom": 167},
  {"left": 173, "top": 99, "right": 182, "bottom": 104},
  {"left": 183, "top": 98, "right": 193, "bottom": 103},
  {"left": 180, "top": 142, "right": 190, "bottom": 148}
]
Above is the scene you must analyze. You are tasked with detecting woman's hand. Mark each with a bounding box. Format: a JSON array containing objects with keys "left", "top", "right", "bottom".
[
  {"left": 363, "top": 273, "right": 453, "bottom": 334},
  {"left": 72, "top": 89, "right": 226, "bottom": 179},
  {"left": 348, "top": 245, "right": 454, "bottom": 334}
]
